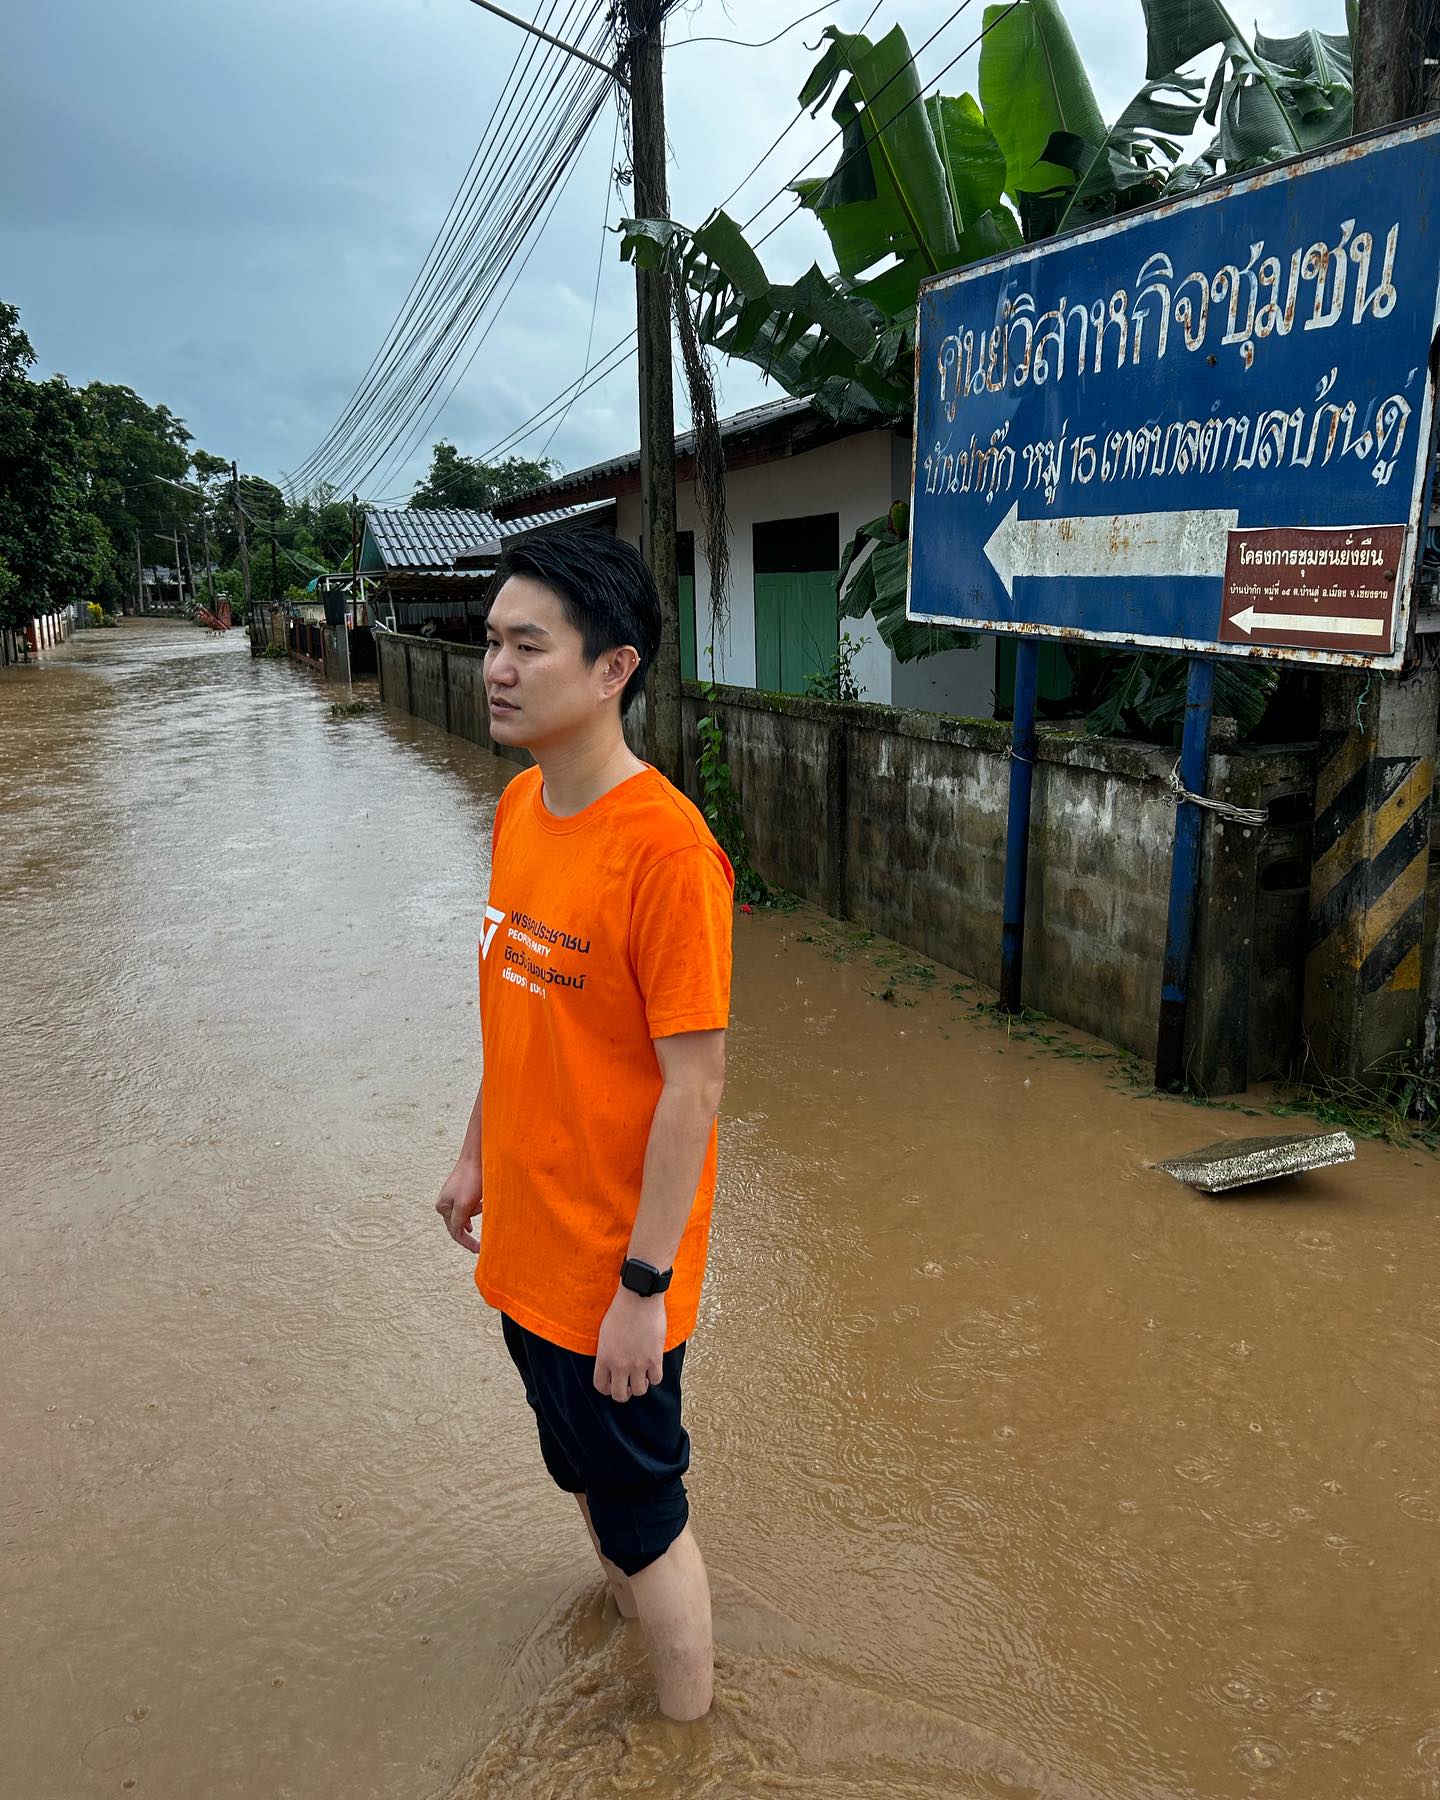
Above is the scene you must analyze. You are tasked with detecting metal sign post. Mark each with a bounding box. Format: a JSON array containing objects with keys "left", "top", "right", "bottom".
[{"left": 907, "top": 118, "right": 1440, "bottom": 1081}]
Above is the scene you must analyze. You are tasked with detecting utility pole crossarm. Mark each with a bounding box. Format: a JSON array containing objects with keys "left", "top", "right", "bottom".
[{"left": 463, "top": 0, "right": 615, "bottom": 73}]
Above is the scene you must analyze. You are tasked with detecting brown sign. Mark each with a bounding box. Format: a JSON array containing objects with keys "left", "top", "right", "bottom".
[{"left": 1219, "top": 525, "right": 1404, "bottom": 655}]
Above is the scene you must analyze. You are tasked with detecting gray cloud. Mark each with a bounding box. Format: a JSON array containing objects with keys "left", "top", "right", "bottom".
[{"left": 4, "top": 0, "right": 1341, "bottom": 496}]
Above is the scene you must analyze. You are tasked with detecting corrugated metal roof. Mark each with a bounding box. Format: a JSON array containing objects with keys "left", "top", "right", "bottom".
[
  {"left": 453, "top": 498, "right": 616, "bottom": 567},
  {"left": 362, "top": 503, "right": 598, "bottom": 573},
  {"left": 493, "top": 395, "right": 863, "bottom": 518}
]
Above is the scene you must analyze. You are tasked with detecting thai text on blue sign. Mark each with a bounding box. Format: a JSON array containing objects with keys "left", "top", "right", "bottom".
[{"left": 907, "top": 119, "right": 1440, "bottom": 668}]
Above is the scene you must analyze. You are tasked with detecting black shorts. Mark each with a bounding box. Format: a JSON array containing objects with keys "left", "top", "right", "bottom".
[{"left": 500, "top": 1313, "right": 691, "bottom": 1577}]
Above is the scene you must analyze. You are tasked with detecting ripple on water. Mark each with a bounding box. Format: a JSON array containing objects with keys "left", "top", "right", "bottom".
[{"left": 1233, "top": 1736, "right": 1287, "bottom": 1776}]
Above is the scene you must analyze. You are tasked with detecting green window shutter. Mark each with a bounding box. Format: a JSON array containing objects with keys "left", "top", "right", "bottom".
[
  {"left": 754, "top": 571, "right": 839, "bottom": 695},
  {"left": 794, "top": 570, "right": 838, "bottom": 693},
  {"left": 755, "top": 572, "right": 783, "bottom": 692}
]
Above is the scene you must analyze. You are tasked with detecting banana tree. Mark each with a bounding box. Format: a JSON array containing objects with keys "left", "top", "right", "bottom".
[{"left": 622, "top": 0, "right": 1353, "bottom": 736}]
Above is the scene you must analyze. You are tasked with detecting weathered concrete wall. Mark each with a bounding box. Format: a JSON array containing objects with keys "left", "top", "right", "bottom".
[{"left": 373, "top": 629, "right": 1319, "bottom": 1085}]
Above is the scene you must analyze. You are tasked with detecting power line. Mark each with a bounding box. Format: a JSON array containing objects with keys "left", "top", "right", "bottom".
[
  {"left": 289, "top": 1, "right": 584, "bottom": 489},
  {"left": 306, "top": 6, "right": 609, "bottom": 491},
  {"left": 711, "top": 0, "right": 882, "bottom": 215},
  {"left": 483, "top": 332, "right": 639, "bottom": 460},
  {"left": 367, "top": 93, "right": 610, "bottom": 500},
  {"left": 538, "top": 100, "right": 623, "bottom": 461},
  {"left": 472, "top": 0, "right": 886, "bottom": 467},
  {"left": 289, "top": 0, "right": 616, "bottom": 495},
  {"left": 669, "top": 1, "right": 840, "bottom": 51}
]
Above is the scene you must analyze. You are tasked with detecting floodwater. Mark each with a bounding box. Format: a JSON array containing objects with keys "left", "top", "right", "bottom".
[{"left": 3, "top": 620, "right": 1438, "bottom": 1800}]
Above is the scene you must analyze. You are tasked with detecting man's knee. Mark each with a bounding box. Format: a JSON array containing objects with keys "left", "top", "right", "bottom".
[{"left": 585, "top": 1479, "right": 689, "bottom": 1577}]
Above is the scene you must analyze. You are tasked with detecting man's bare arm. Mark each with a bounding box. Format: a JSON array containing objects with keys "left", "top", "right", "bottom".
[
  {"left": 628, "top": 1031, "right": 726, "bottom": 1272},
  {"left": 436, "top": 1080, "right": 484, "bottom": 1252},
  {"left": 594, "top": 1030, "right": 726, "bottom": 1401}
]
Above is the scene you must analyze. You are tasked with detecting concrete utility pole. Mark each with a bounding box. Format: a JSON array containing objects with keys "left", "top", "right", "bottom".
[
  {"left": 625, "top": 0, "right": 682, "bottom": 784},
  {"left": 1302, "top": 0, "right": 1440, "bottom": 1084},
  {"left": 231, "top": 461, "right": 253, "bottom": 642},
  {"left": 134, "top": 529, "right": 145, "bottom": 616}
]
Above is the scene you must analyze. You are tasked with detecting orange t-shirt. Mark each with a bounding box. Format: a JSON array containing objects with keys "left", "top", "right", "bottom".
[{"left": 474, "top": 763, "right": 734, "bottom": 1355}]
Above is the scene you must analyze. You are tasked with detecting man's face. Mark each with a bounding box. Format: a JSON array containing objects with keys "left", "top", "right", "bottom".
[{"left": 484, "top": 574, "right": 634, "bottom": 750}]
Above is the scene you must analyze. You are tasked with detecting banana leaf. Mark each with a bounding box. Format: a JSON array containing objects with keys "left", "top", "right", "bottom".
[
  {"left": 979, "top": 0, "right": 1107, "bottom": 199},
  {"left": 836, "top": 504, "right": 975, "bottom": 662},
  {"left": 800, "top": 26, "right": 959, "bottom": 268}
]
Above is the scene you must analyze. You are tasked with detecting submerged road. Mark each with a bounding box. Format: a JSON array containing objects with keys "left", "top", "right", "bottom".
[{"left": 2, "top": 620, "right": 1437, "bottom": 1799}]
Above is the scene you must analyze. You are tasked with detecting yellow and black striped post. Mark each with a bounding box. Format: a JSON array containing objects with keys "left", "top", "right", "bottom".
[{"left": 1303, "top": 663, "right": 1439, "bottom": 1081}]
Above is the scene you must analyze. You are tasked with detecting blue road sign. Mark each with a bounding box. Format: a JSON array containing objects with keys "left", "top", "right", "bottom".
[{"left": 907, "top": 119, "right": 1440, "bottom": 668}]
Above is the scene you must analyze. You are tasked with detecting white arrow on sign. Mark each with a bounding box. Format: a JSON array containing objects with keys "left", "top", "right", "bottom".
[
  {"left": 1228, "top": 605, "right": 1386, "bottom": 638},
  {"left": 983, "top": 502, "right": 1239, "bottom": 600}
]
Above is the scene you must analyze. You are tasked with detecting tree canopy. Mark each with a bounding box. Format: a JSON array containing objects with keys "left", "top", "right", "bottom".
[{"left": 408, "top": 441, "right": 558, "bottom": 511}]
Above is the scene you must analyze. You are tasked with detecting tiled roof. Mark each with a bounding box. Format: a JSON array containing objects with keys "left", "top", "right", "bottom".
[{"left": 362, "top": 503, "right": 599, "bottom": 572}]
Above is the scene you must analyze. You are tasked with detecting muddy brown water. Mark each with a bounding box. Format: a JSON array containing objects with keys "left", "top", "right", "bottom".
[{"left": 3, "top": 620, "right": 1438, "bottom": 1800}]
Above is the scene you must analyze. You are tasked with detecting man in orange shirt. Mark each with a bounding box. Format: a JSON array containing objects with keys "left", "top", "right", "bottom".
[{"left": 435, "top": 529, "right": 733, "bottom": 1721}]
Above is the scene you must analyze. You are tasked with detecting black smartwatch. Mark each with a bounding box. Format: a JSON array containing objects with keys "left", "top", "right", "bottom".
[{"left": 620, "top": 1257, "right": 673, "bottom": 1297}]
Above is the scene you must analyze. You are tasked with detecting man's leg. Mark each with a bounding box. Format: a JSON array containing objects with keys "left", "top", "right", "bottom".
[
  {"left": 575, "top": 1493, "right": 638, "bottom": 1620},
  {"left": 626, "top": 1522, "right": 713, "bottom": 1721}
]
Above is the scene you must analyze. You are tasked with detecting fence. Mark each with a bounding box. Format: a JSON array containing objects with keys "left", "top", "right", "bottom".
[{"left": 375, "top": 629, "right": 1319, "bottom": 1090}]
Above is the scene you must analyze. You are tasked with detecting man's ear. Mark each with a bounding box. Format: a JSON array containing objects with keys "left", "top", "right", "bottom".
[{"left": 599, "top": 643, "right": 640, "bottom": 701}]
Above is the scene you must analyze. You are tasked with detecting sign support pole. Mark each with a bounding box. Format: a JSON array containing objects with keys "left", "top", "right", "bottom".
[
  {"left": 1155, "top": 656, "right": 1217, "bottom": 1091},
  {"left": 999, "top": 638, "right": 1039, "bottom": 1014}
]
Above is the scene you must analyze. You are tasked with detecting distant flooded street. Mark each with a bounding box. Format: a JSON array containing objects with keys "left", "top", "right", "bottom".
[{"left": 3, "top": 619, "right": 1438, "bottom": 1799}]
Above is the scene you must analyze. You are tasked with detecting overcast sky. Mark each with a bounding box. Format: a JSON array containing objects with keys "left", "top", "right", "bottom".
[{"left": 5, "top": 0, "right": 1342, "bottom": 501}]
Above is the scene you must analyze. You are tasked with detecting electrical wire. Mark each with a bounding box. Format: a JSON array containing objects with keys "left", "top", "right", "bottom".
[
  {"left": 327, "top": 50, "right": 609, "bottom": 491},
  {"left": 738, "top": 0, "right": 981, "bottom": 237},
  {"left": 366, "top": 91, "right": 609, "bottom": 500},
  {"left": 289, "top": 0, "right": 615, "bottom": 495},
  {"left": 537, "top": 101, "right": 623, "bottom": 462},
  {"left": 710, "top": 0, "right": 881, "bottom": 215},
  {"left": 479, "top": 0, "right": 1026, "bottom": 464},
  {"left": 314, "top": 8, "right": 609, "bottom": 491},
  {"left": 471, "top": 0, "right": 885, "bottom": 468},
  {"left": 668, "top": 1, "right": 839, "bottom": 51},
  {"left": 289, "top": 0, "right": 587, "bottom": 489}
]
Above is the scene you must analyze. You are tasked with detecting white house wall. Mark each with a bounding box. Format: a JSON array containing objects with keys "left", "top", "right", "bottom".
[{"left": 614, "top": 426, "right": 995, "bottom": 714}]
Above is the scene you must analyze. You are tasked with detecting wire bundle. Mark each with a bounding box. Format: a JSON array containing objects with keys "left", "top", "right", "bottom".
[{"left": 287, "top": 0, "right": 629, "bottom": 500}]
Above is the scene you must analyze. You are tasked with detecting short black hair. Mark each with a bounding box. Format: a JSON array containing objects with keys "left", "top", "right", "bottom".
[{"left": 488, "top": 528, "right": 661, "bottom": 716}]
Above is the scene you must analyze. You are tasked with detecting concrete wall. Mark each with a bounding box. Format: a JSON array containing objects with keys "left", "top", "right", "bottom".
[
  {"left": 613, "top": 427, "right": 996, "bottom": 715},
  {"left": 374, "top": 628, "right": 1318, "bottom": 1086}
]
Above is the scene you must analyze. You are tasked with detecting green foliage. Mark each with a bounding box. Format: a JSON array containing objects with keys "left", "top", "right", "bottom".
[
  {"left": 979, "top": 0, "right": 1107, "bottom": 202},
  {"left": 1273, "top": 1055, "right": 1440, "bottom": 1152},
  {"left": 804, "top": 631, "right": 870, "bottom": 703},
  {"left": 623, "top": 23, "right": 1023, "bottom": 429},
  {"left": 0, "top": 301, "right": 111, "bottom": 627},
  {"left": 409, "top": 442, "right": 558, "bottom": 511},
  {"left": 696, "top": 683, "right": 766, "bottom": 905},
  {"left": 1081, "top": 650, "right": 1279, "bottom": 741},
  {"left": 86, "top": 600, "right": 104, "bottom": 626},
  {"left": 836, "top": 500, "right": 974, "bottom": 662}
]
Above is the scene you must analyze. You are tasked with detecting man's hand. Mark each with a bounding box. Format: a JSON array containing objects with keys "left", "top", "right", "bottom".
[
  {"left": 594, "top": 1288, "right": 665, "bottom": 1403},
  {"left": 435, "top": 1159, "right": 483, "bottom": 1253}
]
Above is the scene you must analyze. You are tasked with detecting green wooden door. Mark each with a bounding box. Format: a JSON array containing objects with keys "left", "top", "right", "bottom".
[
  {"left": 678, "top": 574, "right": 697, "bottom": 682},
  {"left": 754, "top": 570, "right": 837, "bottom": 695}
]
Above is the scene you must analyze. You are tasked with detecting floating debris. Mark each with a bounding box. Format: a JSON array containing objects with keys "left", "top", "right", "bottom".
[{"left": 1156, "top": 1130, "right": 1356, "bottom": 1195}]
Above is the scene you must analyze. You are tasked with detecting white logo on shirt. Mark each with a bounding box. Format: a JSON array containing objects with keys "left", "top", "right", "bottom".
[{"left": 480, "top": 904, "right": 506, "bottom": 961}]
